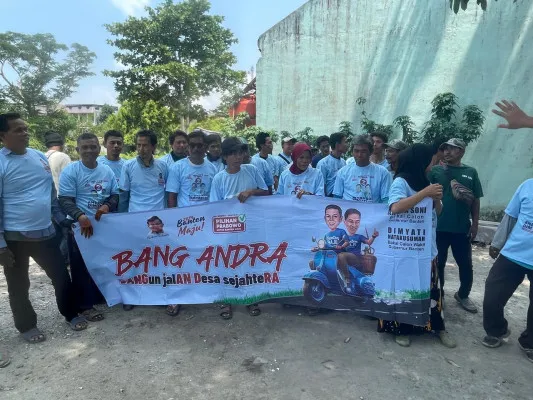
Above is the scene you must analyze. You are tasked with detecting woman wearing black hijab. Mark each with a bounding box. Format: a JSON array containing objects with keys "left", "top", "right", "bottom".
[{"left": 378, "top": 144, "right": 456, "bottom": 348}]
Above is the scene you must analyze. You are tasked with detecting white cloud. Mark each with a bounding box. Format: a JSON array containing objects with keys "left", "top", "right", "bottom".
[
  {"left": 110, "top": 0, "right": 151, "bottom": 16},
  {"left": 196, "top": 92, "right": 222, "bottom": 112}
]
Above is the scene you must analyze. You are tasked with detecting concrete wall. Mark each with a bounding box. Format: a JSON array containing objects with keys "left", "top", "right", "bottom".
[{"left": 256, "top": 0, "right": 533, "bottom": 211}]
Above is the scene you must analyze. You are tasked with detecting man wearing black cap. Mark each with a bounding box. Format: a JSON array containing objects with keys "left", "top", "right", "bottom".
[
  {"left": 45, "top": 132, "right": 71, "bottom": 192},
  {"left": 429, "top": 138, "right": 483, "bottom": 313}
]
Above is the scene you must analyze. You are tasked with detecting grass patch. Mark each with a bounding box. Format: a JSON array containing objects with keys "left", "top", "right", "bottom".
[
  {"left": 214, "top": 289, "right": 304, "bottom": 305},
  {"left": 375, "top": 289, "right": 430, "bottom": 301}
]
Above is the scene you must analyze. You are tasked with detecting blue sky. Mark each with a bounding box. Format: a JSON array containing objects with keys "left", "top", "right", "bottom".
[{"left": 0, "top": 0, "right": 307, "bottom": 108}]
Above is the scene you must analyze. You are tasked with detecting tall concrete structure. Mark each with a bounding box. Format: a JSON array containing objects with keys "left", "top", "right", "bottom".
[{"left": 257, "top": 0, "right": 533, "bottom": 212}]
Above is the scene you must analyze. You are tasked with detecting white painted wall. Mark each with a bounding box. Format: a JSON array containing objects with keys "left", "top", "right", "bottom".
[{"left": 257, "top": 0, "right": 533, "bottom": 210}]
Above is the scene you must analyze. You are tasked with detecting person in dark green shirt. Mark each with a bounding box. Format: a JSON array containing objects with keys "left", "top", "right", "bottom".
[{"left": 429, "top": 138, "right": 483, "bottom": 313}]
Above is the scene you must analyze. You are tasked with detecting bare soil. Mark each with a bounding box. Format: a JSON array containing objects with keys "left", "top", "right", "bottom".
[{"left": 0, "top": 246, "right": 530, "bottom": 400}]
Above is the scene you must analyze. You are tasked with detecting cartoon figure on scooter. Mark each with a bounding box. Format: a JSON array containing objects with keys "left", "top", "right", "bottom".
[{"left": 303, "top": 205, "right": 377, "bottom": 305}]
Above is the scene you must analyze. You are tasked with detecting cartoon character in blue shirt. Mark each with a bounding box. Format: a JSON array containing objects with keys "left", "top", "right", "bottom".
[{"left": 312, "top": 204, "right": 348, "bottom": 253}]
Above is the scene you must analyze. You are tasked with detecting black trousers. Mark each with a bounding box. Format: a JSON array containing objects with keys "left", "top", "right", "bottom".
[
  {"left": 436, "top": 231, "right": 473, "bottom": 298},
  {"left": 67, "top": 231, "right": 104, "bottom": 310},
  {"left": 483, "top": 255, "right": 533, "bottom": 346},
  {"left": 4, "top": 238, "right": 78, "bottom": 333}
]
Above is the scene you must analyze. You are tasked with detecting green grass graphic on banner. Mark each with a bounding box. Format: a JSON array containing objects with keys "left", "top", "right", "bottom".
[{"left": 215, "top": 290, "right": 304, "bottom": 305}]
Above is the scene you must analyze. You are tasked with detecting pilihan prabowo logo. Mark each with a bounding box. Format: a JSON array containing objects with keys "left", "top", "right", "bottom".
[{"left": 212, "top": 214, "right": 246, "bottom": 233}]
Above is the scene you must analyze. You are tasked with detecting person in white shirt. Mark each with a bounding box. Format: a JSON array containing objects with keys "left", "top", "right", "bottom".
[
  {"left": 205, "top": 133, "right": 225, "bottom": 172},
  {"left": 370, "top": 131, "right": 390, "bottom": 169},
  {"left": 277, "top": 137, "right": 296, "bottom": 171},
  {"left": 159, "top": 130, "right": 188, "bottom": 167},
  {"left": 254, "top": 132, "right": 282, "bottom": 192},
  {"left": 333, "top": 135, "right": 391, "bottom": 204},
  {"left": 45, "top": 132, "right": 71, "bottom": 192},
  {"left": 209, "top": 137, "right": 269, "bottom": 320},
  {"left": 316, "top": 132, "right": 348, "bottom": 196},
  {"left": 277, "top": 142, "right": 325, "bottom": 197}
]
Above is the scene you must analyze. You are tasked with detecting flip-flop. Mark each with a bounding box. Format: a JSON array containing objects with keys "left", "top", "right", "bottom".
[
  {"left": 21, "top": 327, "right": 46, "bottom": 344},
  {"left": 0, "top": 350, "right": 11, "bottom": 368},
  {"left": 246, "top": 304, "right": 261, "bottom": 317},
  {"left": 67, "top": 316, "right": 88, "bottom": 331},
  {"left": 165, "top": 304, "right": 181, "bottom": 317},
  {"left": 81, "top": 308, "right": 104, "bottom": 322},
  {"left": 219, "top": 304, "right": 233, "bottom": 320}
]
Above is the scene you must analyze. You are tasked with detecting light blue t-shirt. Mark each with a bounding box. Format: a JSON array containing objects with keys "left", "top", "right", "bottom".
[
  {"left": 277, "top": 167, "right": 325, "bottom": 196},
  {"left": 317, "top": 154, "right": 346, "bottom": 196},
  {"left": 205, "top": 156, "right": 225, "bottom": 173},
  {"left": 120, "top": 157, "right": 168, "bottom": 212},
  {"left": 253, "top": 153, "right": 282, "bottom": 179},
  {"left": 501, "top": 179, "right": 533, "bottom": 269},
  {"left": 249, "top": 156, "right": 274, "bottom": 187},
  {"left": 159, "top": 152, "right": 187, "bottom": 168},
  {"left": 166, "top": 158, "right": 217, "bottom": 207},
  {"left": 0, "top": 148, "right": 55, "bottom": 231},
  {"left": 388, "top": 177, "right": 438, "bottom": 259},
  {"left": 346, "top": 157, "right": 355, "bottom": 165},
  {"left": 209, "top": 164, "right": 268, "bottom": 201},
  {"left": 276, "top": 153, "right": 292, "bottom": 172},
  {"left": 59, "top": 161, "right": 119, "bottom": 218},
  {"left": 96, "top": 155, "right": 128, "bottom": 213},
  {"left": 347, "top": 157, "right": 389, "bottom": 170},
  {"left": 333, "top": 163, "right": 391, "bottom": 203}
]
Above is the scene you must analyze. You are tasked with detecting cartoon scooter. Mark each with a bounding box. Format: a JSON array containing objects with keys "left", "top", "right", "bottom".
[{"left": 302, "top": 238, "right": 375, "bottom": 305}]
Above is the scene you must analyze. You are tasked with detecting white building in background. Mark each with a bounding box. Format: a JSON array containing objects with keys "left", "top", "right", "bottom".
[{"left": 63, "top": 104, "right": 117, "bottom": 125}]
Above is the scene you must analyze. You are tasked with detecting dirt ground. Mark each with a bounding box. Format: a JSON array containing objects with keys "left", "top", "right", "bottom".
[{"left": 0, "top": 246, "right": 530, "bottom": 400}]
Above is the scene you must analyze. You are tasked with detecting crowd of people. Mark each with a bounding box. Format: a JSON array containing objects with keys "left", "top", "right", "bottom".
[{"left": 0, "top": 99, "right": 531, "bottom": 368}]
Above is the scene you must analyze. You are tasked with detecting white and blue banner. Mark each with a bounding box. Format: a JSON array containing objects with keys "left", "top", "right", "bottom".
[{"left": 74, "top": 196, "right": 433, "bottom": 326}]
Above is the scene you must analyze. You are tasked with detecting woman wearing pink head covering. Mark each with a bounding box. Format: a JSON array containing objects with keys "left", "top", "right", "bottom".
[{"left": 277, "top": 142, "right": 325, "bottom": 198}]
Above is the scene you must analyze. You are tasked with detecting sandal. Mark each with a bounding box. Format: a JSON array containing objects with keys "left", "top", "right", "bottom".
[
  {"left": 219, "top": 304, "right": 233, "bottom": 320},
  {"left": 67, "top": 316, "right": 88, "bottom": 331},
  {"left": 166, "top": 304, "right": 181, "bottom": 317},
  {"left": 81, "top": 308, "right": 104, "bottom": 322},
  {"left": 246, "top": 304, "right": 261, "bottom": 317},
  {"left": 21, "top": 327, "right": 46, "bottom": 344},
  {"left": 0, "top": 350, "right": 11, "bottom": 368}
]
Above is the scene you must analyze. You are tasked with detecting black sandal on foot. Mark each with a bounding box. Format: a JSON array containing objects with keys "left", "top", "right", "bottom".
[
  {"left": 219, "top": 304, "right": 233, "bottom": 320},
  {"left": 67, "top": 316, "right": 88, "bottom": 331},
  {"left": 21, "top": 327, "right": 46, "bottom": 344},
  {"left": 81, "top": 308, "right": 104, "bottom": 322},
  {"left": 246, "top": 304, "right": 261, "bottom": 317}
]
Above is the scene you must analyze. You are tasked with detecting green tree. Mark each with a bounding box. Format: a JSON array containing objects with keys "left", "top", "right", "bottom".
[
  {"left": 419, "top": 93, "right": 485, "bottom": 146},
  {"left": 104, "top": 0, "right": 245, "bottom": 122},
  {"left": 393, "top": 115, "right": 417, "bottom": 145},
  {"left": 103, "top": 100, "right": 179, "bottom": 152},
  {"left": 0, "top": 32, "right": 96, "bottom": 116},
  {"left": 294, "top": 127, "right": 316, "bottom": 146},
  {"left": 356, "top": 97, "right": 394, "bottom": 137},
  {"left": 97, "top": 104, "right": 117, "bottom": 124}
]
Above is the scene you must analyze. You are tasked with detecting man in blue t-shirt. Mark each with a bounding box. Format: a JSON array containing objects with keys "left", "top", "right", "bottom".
[
  {"left": 97, "top": 130, "right": 127, "bottom": 212},
  {"left": 317, "top": 132, "right": 348, "bottom": 197},
  {"left": 159, "top": 130, "right": 188, "bottom": 167},
  {"left": 59, "top": 132, "right": 119, "bottom": 322},
  {"left": 0, "top": 112, "right": 85, "bottom": 341},
  {"left": 482, "top": 179, "right": 533, "bottom": 361},
  {"left": 253, "top": 132, "right": 280, "bottom": 192},
  {"left": 337, "top": 208, "right": 379, "bottom": 292},
  {"left": 204, "top": 133, "right": 225, "bottom": 172},
  {"left": 311, "top": 135, "right": 330, "bottom": 168},
  {"left": 333, "top": 135, "right": 391, "bottom": 203},
  {"left": 120, "top": 130, "right": 168, "bottom": 213}
]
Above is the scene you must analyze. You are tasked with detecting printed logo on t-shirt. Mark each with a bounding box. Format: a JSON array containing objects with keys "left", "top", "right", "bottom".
[
  {"left": 522, "top": 221, "right": 533, "bottom": 234},
  {"left": 87, "top": 180, "right": 110, "bottom": 210},
  {"left": 157, "top": 172, "right": 165, "bottom": 186},
  {"left": 352, "top": 176, "right": 373, "bottom": 202},
  {"left": 189, "top": 174, "right": 210, "bottom": 203}
]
